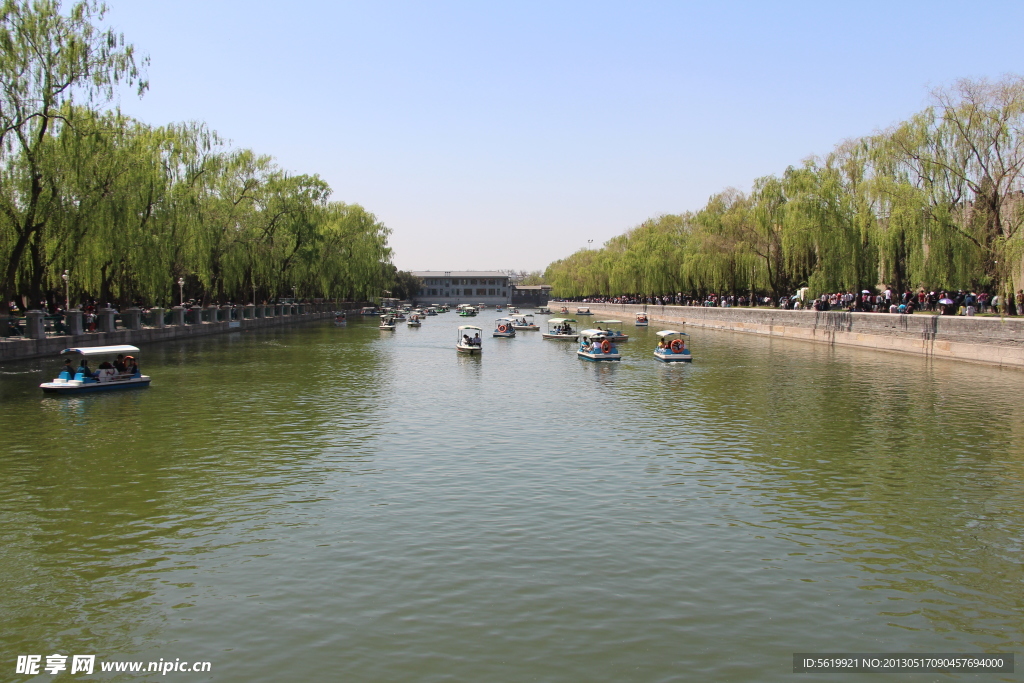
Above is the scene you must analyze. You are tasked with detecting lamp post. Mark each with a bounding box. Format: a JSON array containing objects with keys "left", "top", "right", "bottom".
[
  {"left": 62, "top": 270, "right": 70, "bottom": 310},
  {"left": 588, "top": 239, "right": 593, "bottom": 250},
  {"left": 177, "top": 277, "right": 185, "bottom": 306}
]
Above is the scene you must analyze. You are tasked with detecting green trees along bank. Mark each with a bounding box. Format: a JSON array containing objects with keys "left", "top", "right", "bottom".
[
  {"left": 545, "top": 77, "right": 1024, "bottom": 302},
  {"left": 0, "top": 0, "right": 393, "bottom": 313}
]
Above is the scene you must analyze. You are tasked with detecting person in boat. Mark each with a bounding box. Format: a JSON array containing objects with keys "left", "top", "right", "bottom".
[
  {"left": 473, "top": 333, "right": 481, "bottom": 346},
  {"left": 61, "top": 358, "right": 74, "bottom": 377},
  {"left": 76, "top": 358, "right": 95, "bottom": 379},
  {"left": 125, "top": 356, "right": 139, "bottom": 376},
  {"left": 114, "top": 354, "right": 126, "bottom": 373},
  {"left": 463, "top": 334, "right": 470, "bottom": 345}
]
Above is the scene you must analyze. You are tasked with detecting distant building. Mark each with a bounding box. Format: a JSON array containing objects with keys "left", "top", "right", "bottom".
[
  {"left": 412, "top": 271, "right": 511, "bottom": 306},
  {"left": 511, "top": 285, "right": 552, "bottom": 307}
]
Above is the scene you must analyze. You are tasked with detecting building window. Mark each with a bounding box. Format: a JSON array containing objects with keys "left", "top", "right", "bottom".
[
  {"left": 471, "top": 279, "right": 478, "bottom": 285},
  {"left": 476, "top": 288, "right": 485, "bottom": 296},
  {"left": 488, "top": 289, "right": 495, "bottom": 295},
  {"left": 488, "top": 279, "right": 494, "bottom": 285}
]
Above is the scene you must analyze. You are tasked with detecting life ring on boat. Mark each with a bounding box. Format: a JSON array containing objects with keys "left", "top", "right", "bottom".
[
  {"left": 601, "top": 340, "right": 612, "bottom": 353},
  {"left": 497, "top": 324, "right": 508, "bottom": 333},
  {"left": 670, "top": 339, "right": 683, "bottom": 353}
]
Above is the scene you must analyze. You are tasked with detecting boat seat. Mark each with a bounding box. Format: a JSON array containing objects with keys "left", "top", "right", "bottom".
[{"left": 73, "top": 372, "right": 85, "bottom": 382}]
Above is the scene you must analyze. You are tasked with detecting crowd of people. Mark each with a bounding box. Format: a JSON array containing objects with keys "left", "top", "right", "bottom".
[{"left": 559, "top": 288, "right": 1024, "bottom": 316}]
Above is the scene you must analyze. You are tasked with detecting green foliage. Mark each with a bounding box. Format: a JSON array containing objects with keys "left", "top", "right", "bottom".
[
  {"left": 544, "top": 75, "right": 1024, "bottom": 301},
  {"left": 0, "top": 1, "right": 393, "bottom": 312}
]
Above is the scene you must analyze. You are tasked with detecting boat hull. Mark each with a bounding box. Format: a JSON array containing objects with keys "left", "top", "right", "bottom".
[
  {"left": 41, "top": 377, "right": 152, "bottom": 394},
  {"left": 542, "top": 333, "right": 578, "bottom": 340},
  {"left": 577, "top": 351, "right": 620, "bottom": 362},
  {"left": 456, "top": 345, "right": 482, "bottom": 354},
  {"left": 654, "top": 351, "right": 691, "bottom": 362}
]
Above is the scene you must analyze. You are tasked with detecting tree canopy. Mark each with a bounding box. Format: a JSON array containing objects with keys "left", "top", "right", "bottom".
[
  {"left": 0, "top": 0, "right": 395, "bottom": 312},
  {"left": 545, "top": 75, "right": 1024, "bottom": 302}
]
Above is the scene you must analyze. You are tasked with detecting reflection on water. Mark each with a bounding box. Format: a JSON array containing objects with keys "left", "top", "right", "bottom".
[{"left": 1, "top": 317, "right": 1023, "bottom": 681}]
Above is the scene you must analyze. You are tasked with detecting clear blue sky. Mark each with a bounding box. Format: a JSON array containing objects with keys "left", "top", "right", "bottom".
[{"left": 107, "top": 1, "right": 1024, "bottom": 273}]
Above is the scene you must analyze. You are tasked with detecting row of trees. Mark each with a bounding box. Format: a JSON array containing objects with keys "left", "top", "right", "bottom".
[
  {"left": 545, "top": 77, "right": 1024, "bottom": 301},
  {"left": 0, "top": 1, "right": 394, "bottom": 314}
]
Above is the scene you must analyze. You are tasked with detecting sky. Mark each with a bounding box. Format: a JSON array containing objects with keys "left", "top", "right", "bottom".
[{"left": 105, "top": 1, "right": 1024, "bottom": 273}]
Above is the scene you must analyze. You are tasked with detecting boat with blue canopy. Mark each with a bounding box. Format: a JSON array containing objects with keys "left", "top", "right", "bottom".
[{"left": 40, "top": 345, "right": 151, "bottom": 394}]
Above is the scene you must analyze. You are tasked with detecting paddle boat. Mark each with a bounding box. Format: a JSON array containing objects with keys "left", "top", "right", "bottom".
[
  {"left": 508, "top": 306, "right": 519, "bottom": 314},
  {"left": 594, "top": 320, "right": 628, "bottom": 342},
  {"left": 560, "top": 305, "right": 569, "bottom": 314},
  {"left": 536, "top": 306, "right": 551, "bottom": 314},
  {"left": 457, "top": 325, "right": 483, "bottom": 354},
  {"left": 495, "top": 304, "right": 504, "bottom": 311},
  {"left": 334, "top": 312, "right": 347, "bottom": 326},
  {"left": 458, "top": 305, "right": 478, "bottom": 317},
  {"left": 510, "top": 313, "right": 539, "bottom": 331},
  {"left": 576, "top": 307, "right": 592, "bottom": 315},
  {"left": 392, "top": 310, "right": 406, "bottom": 321},
  {"left": 635, "top": 312, "right": 649, "bottom": 326},
  {"left": 654, "top": 330, "right": 692, "bottom": 362},
  {"left": 577, "top": 330, "right": 621, "bottom": 362},
  {"left": 379, "top": 314, "right": 396, "bottom": 330},
  {"left": 493, "top": 317, "right": 516, "bottom": 338},
  {"left": 543, "top": 318, "right": 578, "bottom": 340},
  {"left": 41, "top": 345, "right": 151, "bottom": 394},
  {"left": 407, "top": 313, "right": 422, "bottom": 327},
  {"left": 426, "top": 307, "right": 438, "bottom": 316},
  {"left": 360, "top": 306, "right": 378, "bottom": 316}
]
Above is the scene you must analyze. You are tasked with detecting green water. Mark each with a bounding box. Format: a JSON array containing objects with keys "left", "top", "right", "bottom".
[{"left": 1, "top": 315, "right": 1022, "bottom": 681}]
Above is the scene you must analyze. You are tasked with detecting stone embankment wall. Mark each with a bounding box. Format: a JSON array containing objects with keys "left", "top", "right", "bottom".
[
  {"left": 0, "top": 307, "right": 345, "bottom": 362},
  {"left": 556, "top": 302, "right": 1024, "bottom": 368}
]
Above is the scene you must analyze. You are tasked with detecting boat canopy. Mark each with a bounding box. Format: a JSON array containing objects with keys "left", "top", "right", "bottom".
[
  {"left": 579, "top": 329, "right": 606, "bottom": 337},
  {"left": 546, "top": 318, "right": 576, "bottom": 325},
  {"left": 60, "top": 345, "right": 140, "bottom": 357},
  {"left": 656, "top": 330, "right": 689, "bottom": 337},
  {"left": 595, "top": 320, "right": 622, "bottom": 325},
  {"left": 458, "top": 325, "right": 482, "bottom": 331}
]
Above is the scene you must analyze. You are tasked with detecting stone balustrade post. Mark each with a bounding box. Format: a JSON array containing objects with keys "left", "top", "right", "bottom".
[
  {"left": 25, "top": 310, "right": 46, "bottom": 339},
  {"left": 221, "top": 304, "right": 233, "bottom": 322},
  {"left": 171, "top": 306, "right": 186, "bottom": 326},
  {"left": 188, "top": 307, "right": 203, "bottom": 325},
  {"left": 245, "top": 304, "right": 255, "bottom": 320},
  {"left": 65, "top": 309, "right": 84, "bottom": 336},
  {"left": 123, "top": 307, "right": 143, "bottom": 330},
  {"left": 149, "top": 307, "right": 165, "bottom": 328},
  {"left": 206, "top": 305, "right": 220, "bottom": 323},
  {"left": 97, "top": 307, "right": 117, "bottom": 333}
]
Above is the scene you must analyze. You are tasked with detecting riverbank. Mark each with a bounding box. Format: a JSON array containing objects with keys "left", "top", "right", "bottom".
[
  {"left": 556, "top": 302, "right": 1024, "bottom": 368},
  {"left": 0, "top": 305, "right": 346, "bottom": 362}
]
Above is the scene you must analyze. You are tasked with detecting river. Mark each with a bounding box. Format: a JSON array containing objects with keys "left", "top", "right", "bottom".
[{"left": 1, "top": 313, "right": 1022, "bottom": 681}]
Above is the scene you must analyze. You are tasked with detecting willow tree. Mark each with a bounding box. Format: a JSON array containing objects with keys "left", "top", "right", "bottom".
[
  {"left": 879, "top": 76, "right": 1024, "bottom": 295},
  {"left": 0, "top": 0, "right": 147, "bottom": 311}
]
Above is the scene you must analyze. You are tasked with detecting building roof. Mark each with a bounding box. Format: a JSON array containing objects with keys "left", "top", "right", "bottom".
[
  {"left": 412, "top": 271, "right": 509, "bottom": 278},
  {"left": 512, "top": 285, "right": 551, "bottom": 290}
]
